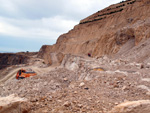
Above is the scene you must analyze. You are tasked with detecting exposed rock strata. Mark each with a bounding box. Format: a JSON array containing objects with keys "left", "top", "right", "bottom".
[
  {"left": 0, "top": 53, "right": 29, "bottom": 70},
  {"left": 39, "top": 0, "right": 150, "bottom": 64}
]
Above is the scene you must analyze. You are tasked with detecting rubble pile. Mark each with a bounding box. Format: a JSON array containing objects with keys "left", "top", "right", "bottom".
[{"left": 0, "top": 55, "right": 150, "bottom": 112}]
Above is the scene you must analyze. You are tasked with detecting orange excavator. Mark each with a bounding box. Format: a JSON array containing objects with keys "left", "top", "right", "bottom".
[{"left": 16, "top": 69, "right": 37, "bottom": 79}]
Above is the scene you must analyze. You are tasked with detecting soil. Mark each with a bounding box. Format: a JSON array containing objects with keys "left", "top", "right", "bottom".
[
  {"left": 0, "top": 54, "right": 150, "bottom": 113},
  {"left": 1, "top": 0, "right": 150, "bottom": 112}
]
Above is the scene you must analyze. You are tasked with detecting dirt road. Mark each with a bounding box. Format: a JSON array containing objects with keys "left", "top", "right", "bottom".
[{"left": 0, "top": 66, "right": 57, "bottom": 85}]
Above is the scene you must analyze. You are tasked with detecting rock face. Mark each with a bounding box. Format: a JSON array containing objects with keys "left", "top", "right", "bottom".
[
  {"left": 39, "top": 0, "right": 150, "bottom": 63},
  {"left": 0, "top": 53, "right": 29, "bottom": 70},
  {"left": 109, "top": 100, "right": 150, "bottom": 113},
  {"left": 38, "top": 45, "right": 64, "bottom": 65}
]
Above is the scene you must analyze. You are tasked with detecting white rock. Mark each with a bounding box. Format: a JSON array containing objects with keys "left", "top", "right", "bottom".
[
  {"left": 63, "top": 101, "right": 71, "bottom": 107},
  {"left": 109, "top": 100, "right": 150, "bottom": 113},
  {"left": 0, "top": 94, "right": 28, "bottom": 113},
  {"left": 79, "top": 82, "right": 85, "bottom": 87}
]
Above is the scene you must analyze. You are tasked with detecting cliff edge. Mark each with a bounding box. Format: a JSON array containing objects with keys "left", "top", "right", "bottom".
[{"left": 39, "top": 0, "right": 150, "bottom": 64}]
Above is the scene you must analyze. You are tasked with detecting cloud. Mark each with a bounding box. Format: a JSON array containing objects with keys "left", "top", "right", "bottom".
[
  {"left": 0, "top": 0, "right": 122, "bottom": 20},
  {"left": 0, "top": 16, "right": 78, "bottom": 40}
]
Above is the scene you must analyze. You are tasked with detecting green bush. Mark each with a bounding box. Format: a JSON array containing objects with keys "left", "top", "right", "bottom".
[
  {"left": 127, "top": 0, "right": 136, "bottom": 5},
  {"left": 120, "top": 0, "right": 125, "bottom": 3},
  {"left": 80, "top": 17, "right": 106, "bottom": 24},
  {"left": 107, "top": 8, "right": 111, "bottom": 11},
  {"left": 116, "top": 4, "right": 125, "bottom": 8}
]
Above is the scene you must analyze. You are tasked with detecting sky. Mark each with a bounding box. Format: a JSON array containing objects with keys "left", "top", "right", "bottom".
[{"left": 0, "top": 0, "right": 122, "bottom": 53}]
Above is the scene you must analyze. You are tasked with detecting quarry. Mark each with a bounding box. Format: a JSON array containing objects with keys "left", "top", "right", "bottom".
[{"left": 1, "top": 0, "right": 150, "bottom": 113}]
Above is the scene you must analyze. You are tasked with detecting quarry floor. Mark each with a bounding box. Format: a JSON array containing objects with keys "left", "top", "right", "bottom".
[{"left": 0, "top": 55, "right": 150, "bottom": 113}]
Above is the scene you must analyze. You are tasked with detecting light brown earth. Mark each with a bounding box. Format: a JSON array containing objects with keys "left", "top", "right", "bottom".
[
  {"left": 1, "top": 52, "right": 150, "bottom": 113},
  {"left": 1, "top": 0, "right": 150, "bottom": 113}
]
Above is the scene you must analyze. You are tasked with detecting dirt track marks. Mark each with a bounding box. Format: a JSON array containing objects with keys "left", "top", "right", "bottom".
[
  {"left": 0, "top": 68, "right": 20, "bottom": 84},
  {"left": 0, "top": 66, "right": 56, "bottom": 84}
]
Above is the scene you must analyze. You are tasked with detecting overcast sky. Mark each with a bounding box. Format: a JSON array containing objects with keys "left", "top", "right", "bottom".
[{"left": 0, "top": 0, "right": 122, "bottom": 52}]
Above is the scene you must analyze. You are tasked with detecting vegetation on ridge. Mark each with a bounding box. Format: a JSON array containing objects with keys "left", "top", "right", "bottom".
[
  {"left": 80, "top": 8, "right": 123, "bottom": 24},
  {"left": 80, "top": 0, "right": 136, "bottom": 24}
]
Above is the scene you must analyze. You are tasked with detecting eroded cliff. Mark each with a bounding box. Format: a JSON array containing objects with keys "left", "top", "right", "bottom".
[{"left": 39, "top": 0, "right": 150, "bottom": 64}]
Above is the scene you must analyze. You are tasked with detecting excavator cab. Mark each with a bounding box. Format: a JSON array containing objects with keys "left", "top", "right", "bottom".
[{"left": 16, "top": 69, "right": 36, "bottom": 80}]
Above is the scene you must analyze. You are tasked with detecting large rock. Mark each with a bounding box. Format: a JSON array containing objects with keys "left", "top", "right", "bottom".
[
  {"left": 0, "top": 94, "right": 29, "bottom": 113},
  {"left": 115, "top": 28, "right": 135, "bottom": 45},
  {"left": 61, "top": 54, "right": 80, "bottom": 71},
  {"left": 109, "top": 100, "right": 150, "bottom": 113}
]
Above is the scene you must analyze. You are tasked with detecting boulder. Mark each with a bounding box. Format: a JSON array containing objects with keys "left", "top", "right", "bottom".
[
  {"left": 0, "top": 94, "right": 29, "bottom": 113},
  {"left": 61, "top": 55, "right": 80, "bottom": 71},
  {"left": 109, "top": 100, "right": 150, "bottom": 113}
]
